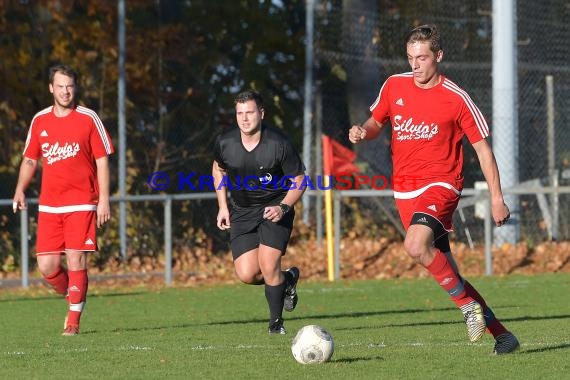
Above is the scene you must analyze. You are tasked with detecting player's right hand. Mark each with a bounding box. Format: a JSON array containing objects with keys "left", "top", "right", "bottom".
[
  {"left": 216, "top": 210, "right": 230, "bottom": 230},
  {"left": 349, "top": 125, "right": 367, "bottom": 144},
  {"left": 12, "top": 195, "right": 27, "bottom": 213}
]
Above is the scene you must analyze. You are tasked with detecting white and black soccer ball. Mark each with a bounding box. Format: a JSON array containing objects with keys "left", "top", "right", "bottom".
[{"left": 291, "top": 325, "right": 334, "bottom": 364}]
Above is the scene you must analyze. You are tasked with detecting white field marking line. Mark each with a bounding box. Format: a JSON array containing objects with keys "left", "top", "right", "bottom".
[
  {"left": 3, "top": 348, "right": 89, "bottom": 356},
  {"left": 191, "top": 344, "right": 274, "bottom": 351},
  {"left": 300, "top": 287, "right": 366, "bottom": 294},
  {"left": 344, "top": 341, "right": 563, "bottom": 349},
  {"left": 191, "top": 345, "right": 215, "bottom": 350},
  {"left": 3, "top": 346, "right": 151, "bottom": 356},
  {"left": 2, "top": 340, "right": 563, "bottom": 356},
  {"left": 118, "top": 345, "right": 153, "bottom": 351},
  {"left": 187, "top": 341, "right": 567, "bottom": 352}
]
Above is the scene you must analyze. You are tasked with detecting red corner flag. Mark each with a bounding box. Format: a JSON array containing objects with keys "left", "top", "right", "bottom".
[{"left": 322, "top": 135, "right": 360, "bottom": 177}]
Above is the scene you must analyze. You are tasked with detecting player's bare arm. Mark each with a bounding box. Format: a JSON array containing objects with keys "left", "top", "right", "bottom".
[
  {"left": 13, "top": 157, "right": 38, "bottom": 213},
  {"left": 212, "top": 160, "right": 230, "bottom": 230},
  {"left": 472, "top": 138, "right": 510, "bottom": 227},
  {"left": 95, "top": 156, "right": 111, "bottom": 228},
  {"left": 263, "top": 173, "right": 306, "bottom": 223},
  {"left": 349, "top": 117, "right": 383, "bottom": 144}
]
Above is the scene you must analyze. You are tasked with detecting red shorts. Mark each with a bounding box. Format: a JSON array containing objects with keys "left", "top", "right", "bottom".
[
  {"left": 394, "top": 185, "right": 460, "bottom": 236},
  {"left": 36, "top": 211, "right": 97, "bottom": 255}
]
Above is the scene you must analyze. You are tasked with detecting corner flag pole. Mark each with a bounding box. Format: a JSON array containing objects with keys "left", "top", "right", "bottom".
[{"left": 321, "top": 135, "right": 335, "bottom": 281}]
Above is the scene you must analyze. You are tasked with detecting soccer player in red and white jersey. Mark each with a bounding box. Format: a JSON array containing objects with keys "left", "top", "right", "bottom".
[
  {"left": 349, "top": 25, "right": 519, "bottom": 354},
  {"left": 13, "top": 64, "right": 115, "bottom": 336}
]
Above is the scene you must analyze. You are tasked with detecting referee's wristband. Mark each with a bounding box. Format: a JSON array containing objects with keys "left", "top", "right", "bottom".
[{"left": 279, "top": 203, "right": 291, "bottom": 215}]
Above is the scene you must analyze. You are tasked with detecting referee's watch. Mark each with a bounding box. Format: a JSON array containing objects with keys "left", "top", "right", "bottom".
[{"left": 279, "top": 203, "right": 291, "bottom": 215}]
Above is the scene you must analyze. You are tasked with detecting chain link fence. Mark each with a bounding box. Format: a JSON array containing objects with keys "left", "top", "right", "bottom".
[
  {"left": 313, "top": 0, "right": 570, "bottom": 244},
  {"left": 2, "top": 1, "right": 569, "bottom": 286}
]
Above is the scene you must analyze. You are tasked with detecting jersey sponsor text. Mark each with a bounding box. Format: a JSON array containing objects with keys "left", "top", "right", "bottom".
[
  {"left": 42, "top": 141, "right": 80, "bottom": 165},
  {"left": 393, "top": 115, "right": 439, "bottom": 141}
]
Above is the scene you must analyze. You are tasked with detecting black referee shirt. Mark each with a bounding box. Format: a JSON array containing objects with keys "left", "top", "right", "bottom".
[{"left": 214, "top": 125, "right": 305, "bottom": 207}]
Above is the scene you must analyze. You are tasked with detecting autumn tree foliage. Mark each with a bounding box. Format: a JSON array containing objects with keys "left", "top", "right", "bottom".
[{"left": 0, "top": 0, "right": 306, "bottom": 271}]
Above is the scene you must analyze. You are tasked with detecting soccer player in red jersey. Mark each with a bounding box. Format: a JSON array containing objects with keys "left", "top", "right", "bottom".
[
  {"left": 13, "top": 64, "right": 115, "bottom": 336},
  {"left": 349, "top": 25, "right": 519, "bottom": 354}
]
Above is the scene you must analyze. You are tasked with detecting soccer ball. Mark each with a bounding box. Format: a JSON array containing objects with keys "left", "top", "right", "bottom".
[{"left": 291, "top": 325, "right": 334, "bottom": 364}]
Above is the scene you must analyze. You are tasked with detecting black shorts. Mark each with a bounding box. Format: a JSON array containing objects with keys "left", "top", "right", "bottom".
[{"left": 229, "top": 204, "right": 295, "bottom": 260}]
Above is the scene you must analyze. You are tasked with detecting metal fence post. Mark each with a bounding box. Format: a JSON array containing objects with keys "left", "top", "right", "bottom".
[
  {"left": 484, "top": 194, "right": 493, "bottom": 276},
  {"left": 164, "top": 197, "right": 172, "bottom": 285},
  {"left": 20, "top": 208, "right": 29, "bottom": 288}
]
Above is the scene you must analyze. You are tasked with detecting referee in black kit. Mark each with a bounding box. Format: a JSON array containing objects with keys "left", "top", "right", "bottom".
[{"left": 212, "top": 90, "right": 305, "bottom": 334}]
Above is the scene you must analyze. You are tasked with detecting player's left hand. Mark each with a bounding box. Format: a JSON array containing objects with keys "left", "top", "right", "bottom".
[
  {"left": 97, "top": 202, "right": 111, "bottom": 228},
  {"left": 492, "top": 202, "right": 510, "bottom": 227},
  {"left": 263, "top": 205, "right": 283, "bottom": 223}
]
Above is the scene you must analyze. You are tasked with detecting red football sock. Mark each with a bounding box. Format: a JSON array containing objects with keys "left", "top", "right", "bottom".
[
  {"left": 44, "top": 266, "right": 69, "bottom": 296},
  {"left": 463, "top": 281, "right": 508, "bottom": 337},
  {"left": 426, "top": 250, "right": 472, "bottom": 308},
  {"left": 66, "top": 269, "right": 88, "bottom": 327}
]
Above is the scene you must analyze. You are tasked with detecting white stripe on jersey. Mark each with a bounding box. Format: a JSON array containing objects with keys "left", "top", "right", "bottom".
[
  {"left": 76, "top": 106, "right": 113, "bottom": 154},
  {"left": 393, "top": 181, "right": 461, "bottom": 200},
  {"left": 369, "top": 72, "right": 413, "bottom": 111},
  {"left": 39, "top": 204, "right": 97, "bottom": 213},
  {"left": 442, "top": 79, "right": 489, "bottom": 138},
  {"left": 24, "top": 106, "right": 53, "bottom": 154}
]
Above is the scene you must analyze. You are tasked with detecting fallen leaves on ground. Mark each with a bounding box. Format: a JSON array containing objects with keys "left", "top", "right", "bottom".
[{"left": 2, "top": 239, "right": 568, "bottom": 289}]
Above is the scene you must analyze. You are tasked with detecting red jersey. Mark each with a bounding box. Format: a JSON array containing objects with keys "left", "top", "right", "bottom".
[
  {"left": 23, "top": 105, "right": 115, "bottom": 211},
  {"left": 370, "top": 73, "right": 489, "bottom": 196}
]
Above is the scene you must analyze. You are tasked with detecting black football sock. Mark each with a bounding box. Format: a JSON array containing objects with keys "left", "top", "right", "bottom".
[
  {"left": 265, "top": 281, "right": 287, "bottom": 321},
  {"left": 282, "top": 270, "right": 293, "bottom": 286}
]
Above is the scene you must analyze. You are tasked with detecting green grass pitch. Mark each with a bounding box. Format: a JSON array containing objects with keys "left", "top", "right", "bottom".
[{"left": 1, "top": 273, "right": 569, "bottom": 379}]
